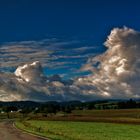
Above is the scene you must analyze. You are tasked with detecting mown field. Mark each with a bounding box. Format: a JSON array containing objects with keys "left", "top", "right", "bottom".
[
  {"left": 2, "top": 109, "right": 140, "bottom": 123},
  {"left": 16, "top": 120, "right": 140, "bottom": 140},
  {"left": 30, "top": 109, "right": 140, "bottom": 124}
]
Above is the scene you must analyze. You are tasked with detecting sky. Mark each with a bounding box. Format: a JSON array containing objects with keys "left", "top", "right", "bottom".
[
  {"left": 0, "top": 0, "right": 140, "bottom": 79},
  {"left": 0, "top": 0, "right": 139, "bottom": 43},
  {"left": 0, "top": 0, "right": 140, "bottom": 101}
]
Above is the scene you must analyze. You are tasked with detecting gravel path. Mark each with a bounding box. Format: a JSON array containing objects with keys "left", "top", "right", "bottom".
[{"left": 0, "top": 120, "right": 48, "bottom": 140}]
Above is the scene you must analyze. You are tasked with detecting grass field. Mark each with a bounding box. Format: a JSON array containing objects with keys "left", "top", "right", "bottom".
[
  {"left": 16, "top": 120, "right": 140, "bottom": 140},
  {"left": 15, "top": 109, "right": 140, "bottom": 140}
]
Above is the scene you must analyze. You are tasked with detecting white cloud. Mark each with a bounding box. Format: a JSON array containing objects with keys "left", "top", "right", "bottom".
[
  {"left": 0, "top": 27, "right": 140, "bottom": 101},
  {"left": 77, "top": 27, "right": 140, "bottom": 99},
  {"left": 0, "top": 39, "right": 98, "bottom": 78}
]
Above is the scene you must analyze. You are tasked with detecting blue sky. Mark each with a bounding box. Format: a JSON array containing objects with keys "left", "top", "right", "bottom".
[{"left": 0, "top": 0, "right": 140, "bottom": 79}]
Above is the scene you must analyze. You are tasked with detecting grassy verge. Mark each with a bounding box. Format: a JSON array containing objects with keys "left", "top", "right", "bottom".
[
  {"left": 15, "top": 121, "right": 66, "bottom": 140},
  {"left": 15, "top": 120, "right": 140, "bottom": 140}
]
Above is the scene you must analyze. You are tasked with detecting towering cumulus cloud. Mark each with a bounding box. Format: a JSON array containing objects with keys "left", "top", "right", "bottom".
[
  {"left": 0, "top": 27, "right": 140, "bottom": 101},
  {"left": 77, "top": 27, "right": 140, "bottom": 99}
]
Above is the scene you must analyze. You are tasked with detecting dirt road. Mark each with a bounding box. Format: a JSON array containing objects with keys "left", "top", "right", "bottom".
[{"left": 0, "top": 121, "right": 47, "bottom": 140}]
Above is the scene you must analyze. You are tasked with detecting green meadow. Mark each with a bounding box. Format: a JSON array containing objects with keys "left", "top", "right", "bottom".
[{"left": 16, "top": 120, "right": 140, "bottom": 140}]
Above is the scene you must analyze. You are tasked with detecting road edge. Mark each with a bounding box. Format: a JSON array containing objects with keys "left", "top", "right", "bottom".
[{"left": 13, "top": 122, "right": 51, "bottom": 140}]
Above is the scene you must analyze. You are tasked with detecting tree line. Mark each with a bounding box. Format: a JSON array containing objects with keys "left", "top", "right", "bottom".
[{"left": 0, "top": 99, "right": 140, "bottom": 118}]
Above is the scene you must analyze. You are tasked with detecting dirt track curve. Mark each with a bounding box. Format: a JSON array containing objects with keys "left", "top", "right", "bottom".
[{"left": 0, "top": 120, "right": 48, "bottom": 140}]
